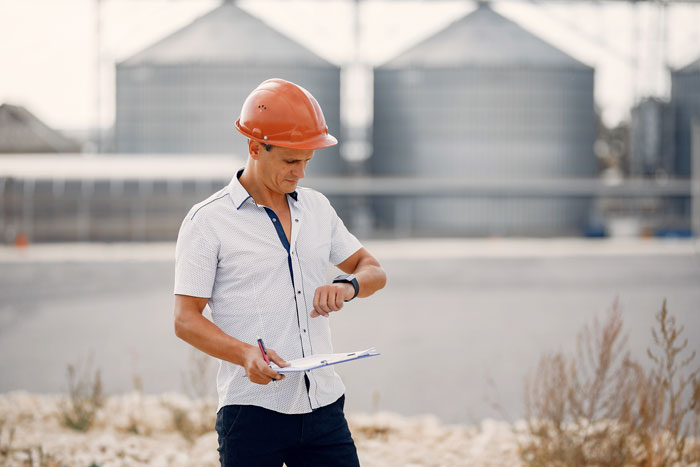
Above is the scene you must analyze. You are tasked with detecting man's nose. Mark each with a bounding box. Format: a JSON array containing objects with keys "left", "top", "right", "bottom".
[{"left": 292, "top": 163, "right": 305, "bottom": 179}]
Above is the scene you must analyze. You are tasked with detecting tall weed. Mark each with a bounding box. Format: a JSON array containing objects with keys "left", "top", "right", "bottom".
[
  {"left": 59, "top": 355, "right": 105, "bottom": 432},
  {"left": 162, "top": 348, "right": 217, "bottom": 443},
  {"left": 522, "top": 300, "right": 700, "bottom": 466}
]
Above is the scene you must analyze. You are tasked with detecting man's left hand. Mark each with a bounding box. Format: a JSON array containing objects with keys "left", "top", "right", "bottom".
[{"left": 311, "top": 283, "right": 354, "bottom": 318}]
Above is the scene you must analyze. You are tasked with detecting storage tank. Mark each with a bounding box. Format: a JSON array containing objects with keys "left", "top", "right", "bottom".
[
  {"left": 115, "top": 1, "right": 343, "bottom": 175},
  {"left": 371, "top": 3, "right": 596, "bottom": 236},
  {"left": 671, "top": 56, "right": 700, "bottom": 177},
  {"left": 629, "top": 98, "right": 674, "bottom": 177}
]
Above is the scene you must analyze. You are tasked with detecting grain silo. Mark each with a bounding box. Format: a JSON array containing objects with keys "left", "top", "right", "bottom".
[
  {"left": 115, "top": 1, "right": 343, "bottom": 175},
  {"left": 629, "top": 98, "right": 674, "bottom": 177},
  {"left": 371, "top": 2, "right": 596, "bottom": 236},
  {"left": 671, "top": 56, "right": 700, "bottom": 177}
]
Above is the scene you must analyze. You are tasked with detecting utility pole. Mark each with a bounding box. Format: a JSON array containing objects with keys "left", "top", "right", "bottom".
[
  {"left": 340, "top": 0, "right": 373, "bottom": 235},
  {"left": 340, "top": 0, "right": 372, "bottom": 171},
  {"left": 95, "top": 0, "right": 102, "bottom": 153},
  {"left": 692, "top": 120, "right": 700, "bottom": 237}
]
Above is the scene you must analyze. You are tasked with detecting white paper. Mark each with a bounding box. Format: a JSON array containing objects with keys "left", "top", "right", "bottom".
[{"left": 270, "top": 347, "right": 379, "bottom": 373}]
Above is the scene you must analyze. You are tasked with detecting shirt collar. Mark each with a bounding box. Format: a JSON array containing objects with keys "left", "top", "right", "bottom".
[{"left": 228, "top": 168, "right": 299, "bottom": 210}]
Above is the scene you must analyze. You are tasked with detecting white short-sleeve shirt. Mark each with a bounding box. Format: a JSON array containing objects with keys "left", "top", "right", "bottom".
[{"left": 174, "top": 169, "right": 363, "bottom": 414}]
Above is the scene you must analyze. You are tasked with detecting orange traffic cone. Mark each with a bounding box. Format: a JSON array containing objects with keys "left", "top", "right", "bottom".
[{"left": 15, "top": 232, "right": 29, "bottom": 248}]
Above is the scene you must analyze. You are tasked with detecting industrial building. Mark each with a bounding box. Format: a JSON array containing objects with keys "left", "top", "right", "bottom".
[
  {"left": 115, "top": 1, "right": 343, "bottom": 175},
  {"left": 629, "top": 98, "right": 674, "bottom": 177},
  {"left": 0, "top": 104, "right": 81, "bottom": 154},
  {"left": 0, "top": 155, "right": 243, "bottom": 242},
  {"left": 671, "top": 56, "right": 700, "bottom": 178},
  {"left": 371, "top": 3, "right": 596, "bottom": 236}
]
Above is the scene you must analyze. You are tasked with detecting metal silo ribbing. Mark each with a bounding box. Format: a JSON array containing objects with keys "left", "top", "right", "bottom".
[
  {"left": 371, "top": 4, "right": 596, "bottom": 236},
  {"left": 115, "top": 2, "right": 343, "bottom": 176}
]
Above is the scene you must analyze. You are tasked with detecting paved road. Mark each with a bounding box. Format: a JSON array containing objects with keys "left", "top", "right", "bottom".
[{"left": 1, "top": 240, "right": 699, "bottom": 424}]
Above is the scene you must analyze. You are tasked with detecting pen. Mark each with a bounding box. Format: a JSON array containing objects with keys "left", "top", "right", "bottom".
[{"left": 257, "top": 336, "right": 271, "bottom": 365}]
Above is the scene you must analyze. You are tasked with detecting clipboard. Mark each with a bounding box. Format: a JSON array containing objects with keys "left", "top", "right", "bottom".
[{"left": 270, "top": 347, "right": 380, "bottom": 373}]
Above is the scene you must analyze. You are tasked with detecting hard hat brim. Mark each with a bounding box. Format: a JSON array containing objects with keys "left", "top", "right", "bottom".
[{"left": 235, "top": 120, "right": 338, "bottom": 150}]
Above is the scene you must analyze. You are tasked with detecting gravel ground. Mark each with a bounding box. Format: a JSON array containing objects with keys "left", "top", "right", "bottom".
[{"left": 0, "top": 392, "right": 525, "bottom": 467}]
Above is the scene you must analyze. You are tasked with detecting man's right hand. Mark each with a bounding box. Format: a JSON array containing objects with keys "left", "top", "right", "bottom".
[{"left": 242, "top": 345, "right": 289, "bottom": 385}]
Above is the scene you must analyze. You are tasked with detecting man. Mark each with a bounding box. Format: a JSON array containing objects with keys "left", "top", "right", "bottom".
[{"left": 173, "top": 78, "right": 387, "bottom": 467}]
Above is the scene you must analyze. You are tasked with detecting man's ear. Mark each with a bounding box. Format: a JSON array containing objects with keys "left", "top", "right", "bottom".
[{"left": 248, "top": 139, "right": 261, "bottom": 160}]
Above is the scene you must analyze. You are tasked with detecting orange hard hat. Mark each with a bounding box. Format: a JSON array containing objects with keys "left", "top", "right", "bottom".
[{"left": 235, "top": 78, "right": 337, "bottom": 150}]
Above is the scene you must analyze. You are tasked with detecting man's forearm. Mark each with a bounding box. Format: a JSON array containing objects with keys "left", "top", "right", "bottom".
[
  {"left": 353, "top": 260, "right": 387, "bottom": 299},
  {"left": 175, "top": 308, "right": 252, "bottom": 366}
]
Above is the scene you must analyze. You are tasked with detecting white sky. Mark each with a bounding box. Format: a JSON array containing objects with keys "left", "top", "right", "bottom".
[{"left": 1, "top": 0, "right": 699, "bottom": 131}]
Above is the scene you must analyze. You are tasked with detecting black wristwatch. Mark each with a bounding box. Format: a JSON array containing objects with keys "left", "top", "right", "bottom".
[{"left": 332, "top": 274, "right": 359, "bottom": 302}]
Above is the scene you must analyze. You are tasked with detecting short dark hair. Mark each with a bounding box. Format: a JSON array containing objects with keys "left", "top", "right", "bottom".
[{"left": 251, "top": 139, "right": 273, "bottom": 152}]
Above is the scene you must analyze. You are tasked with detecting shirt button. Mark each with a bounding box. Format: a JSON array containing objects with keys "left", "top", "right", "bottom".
[
  {"left": 295, "top": 219, "right": 299, "bottom": 222},
  {"left": 272, "top": 218, "right": 277, "bottom": 222},
  {"left": 297, "top": 290, "right": 302, "bottom": 295},
  {"left": 303, "top": 329, "right": 307, "bottom": 333}
]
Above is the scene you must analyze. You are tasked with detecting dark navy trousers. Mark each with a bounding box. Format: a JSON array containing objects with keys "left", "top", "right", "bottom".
[{"left": 215, "top": 395, "right": 360, "bottom": 467}]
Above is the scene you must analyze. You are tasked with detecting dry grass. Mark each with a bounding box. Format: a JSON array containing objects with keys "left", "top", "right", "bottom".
[
  {"left": 1, "top": 416, "right": 62, "bottom": 467},
  {"left": 51, "top": 349, "right": 217, "bottom": 443},
  {"left": 58, "top": 355, "right": 105, "bottom": 432},
  {"left": 162, "top": 348, "right": 217, "bottom": 443},
  {"left": 351, "top": 423, "right": 396, "bottom": 441},
  {"left": 181, "top": 347, "right": 217, "bottom": 400},
  {"left": 522, "top": 299, "right": 700, "bottom": 466},
  {"left": 161, "top": 402, "right": 200, "bottom": 444},
  {"left": 0, "top": 416, "right": 14, "bottom": 458}
]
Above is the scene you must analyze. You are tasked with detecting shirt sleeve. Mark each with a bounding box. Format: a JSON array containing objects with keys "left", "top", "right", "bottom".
[
  {"left": 328, "top": 203, "right": 363, "bottom": 266},
  {"left": 174, "top": 217, "right": 219, "bottom": 298}
]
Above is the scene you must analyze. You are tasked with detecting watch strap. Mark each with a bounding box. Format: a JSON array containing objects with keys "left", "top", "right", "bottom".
[{"left": 333, "top": 274, "right": 359, "bottom": 301}]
